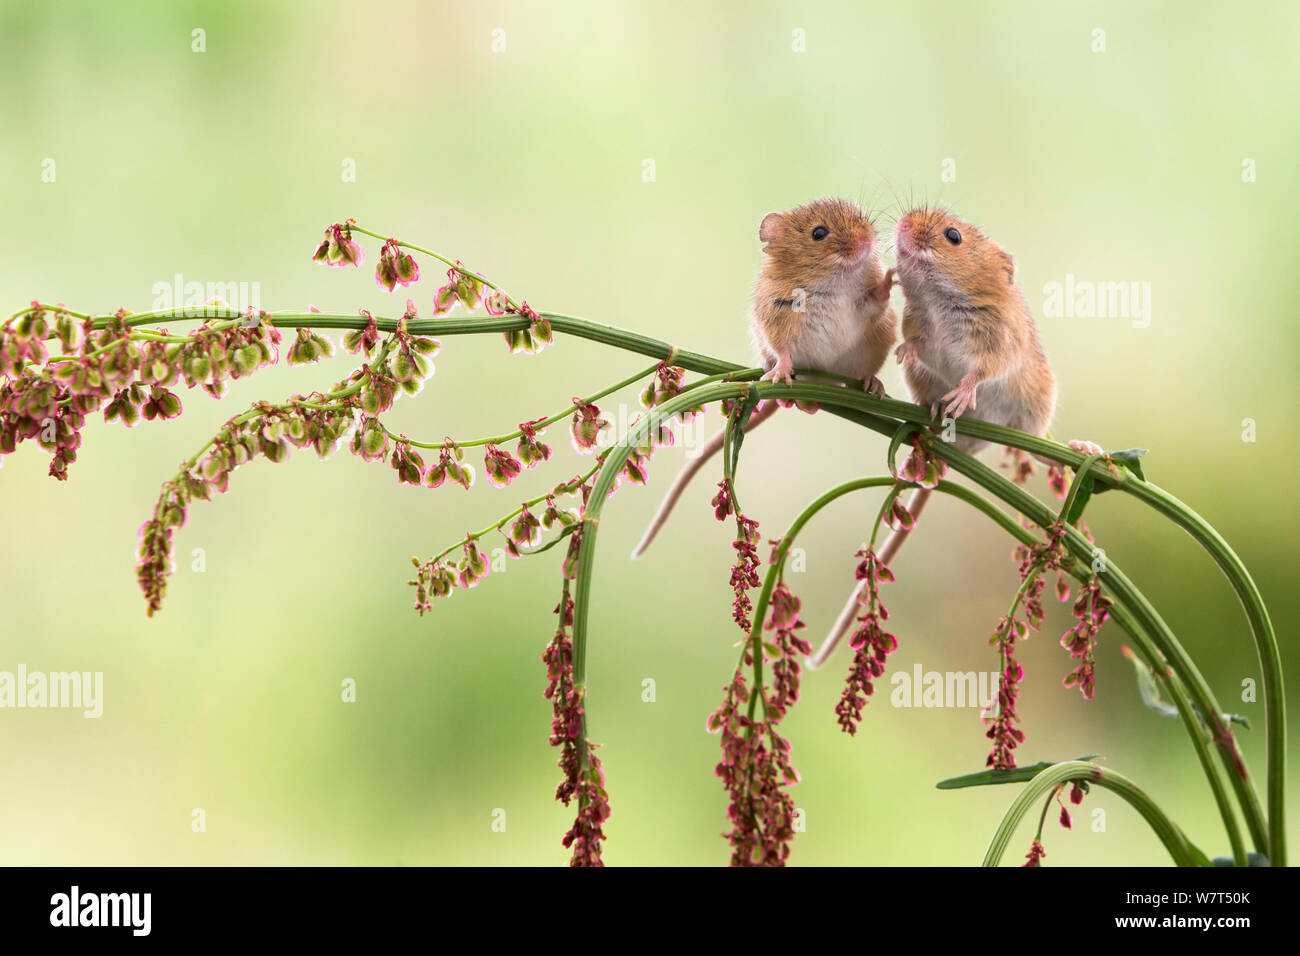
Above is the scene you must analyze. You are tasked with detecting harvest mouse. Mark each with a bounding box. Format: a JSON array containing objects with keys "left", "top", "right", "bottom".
[
  {"left": 808, "top": 207, "right": 1102, "bottom": 668},
  {"left": 631, "top": 198, "right": 898, "bottom": 558}
]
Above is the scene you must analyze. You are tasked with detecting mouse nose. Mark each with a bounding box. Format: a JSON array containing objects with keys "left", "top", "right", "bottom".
[
  {"left": 842, "top": 231, "right": 870, "bottom": 261},
  {"left": 895, "top": 218, "right": 913, "bottom": 249}
]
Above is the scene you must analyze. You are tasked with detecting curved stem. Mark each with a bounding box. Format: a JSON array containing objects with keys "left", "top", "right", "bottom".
[
  {"left": 1118, "top": 632, "right": 1248, "bottom": 865},
  {"left": 749, "top": 476, "right": 1026, "bottom": 648},
  {"left": 1119, "top": 481, "right": 1285, "bottom": 865},
  {"left": 752, "top": 478, "right": 901, "bottom": 648},
  {"left": 382, "top": 361, "right": 661, "bottom": 450},
  {"left": 571, "top": 381, "right": 1266, "bottom": 864},
  {"left": 426, "top": 461, "right": 601, "bottom": 564},
  {"left": 981, "top": 761, "right": 1199, "bottom": 867},
  {"left": 19, "top": 298, "right": 1279, "bottom": 863},
  {"left": 770, "top": 382, "right": 1273, "bottom": 860},
  {"left": 856, "top": 393, "right": 1284, "bottom": 863}
]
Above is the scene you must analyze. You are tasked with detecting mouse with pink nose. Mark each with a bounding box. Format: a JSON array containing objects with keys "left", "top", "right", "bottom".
[
  {"left": 631, "top": 198, "right": 896, "bottom": 559},
  {"left": 752, "top": 197, "right": 897, "bottom": 390},
  {"left": 893, "top": 207, "right": 1065, "bottom": 442},
  {"left": 808, "top": 207, "right": 1102, "bottom": 669}
]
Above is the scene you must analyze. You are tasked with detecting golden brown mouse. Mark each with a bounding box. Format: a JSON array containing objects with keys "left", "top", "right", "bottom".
[
  {"left": 809, "top": 206, "right": 1102, "bottom": 668},
  {"left": 632, "top": 198, "right": 897, "bottom": 558}
]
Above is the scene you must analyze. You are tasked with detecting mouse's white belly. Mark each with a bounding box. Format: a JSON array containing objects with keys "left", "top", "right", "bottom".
[
  {"left": 787, "top": 295, "right": 870, "bottom": 381},
  {"left": 915, "top": 320, "right": 1022, "bottom": 427}
]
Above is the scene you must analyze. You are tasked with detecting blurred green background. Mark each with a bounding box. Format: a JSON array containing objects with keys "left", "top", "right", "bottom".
[{"left": 1, "top": 0, "right": 1296, "bottom": 866}]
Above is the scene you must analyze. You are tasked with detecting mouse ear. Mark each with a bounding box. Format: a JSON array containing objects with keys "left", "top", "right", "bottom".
[
  {"left": 758, "top": 213, "right": 783, "bottom": 243},
  {"left": 1000, "top": 250, "right": 1016, "bottom": 285}
]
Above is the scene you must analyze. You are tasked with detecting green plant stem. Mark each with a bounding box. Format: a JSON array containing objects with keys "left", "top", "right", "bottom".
[
  {"left": 746, "top": 473, "right": 1244, "bottom": 864},
  {"left": 20, "top": 305, "right": 746, "bottom": 377},
  {"left": 571, "top": 381, "right": 1266, "bottom": 864},
  {"left": 981, "top": 761, "right": 1200, "bottom": 867},
  {"left": 425, "top": 460, "right": 602, "bottom": 564},
  {"left": 379, "top": 361, "right": 662, "bottom": 450},
  {"left": 776, "top": 382, "right": 1272, "bottom": 860},
  {"left": 18, "top": 299, "right": 1279, "bottom": 863},
  {"left": 1057, "top": 451, "right": 1106, "bottom": 523},
  {"left": 1118, "top": 633, "right": 1248, "bottom": 865},
  {"left": 1119, "top": 481, "right": 1285, "bottom": 865},
  {"left": 865, "top": 392, "right": 1284, "bottom": 863},
  {"left": 347, "top": 225, "right": 495, "bottom": 288}
]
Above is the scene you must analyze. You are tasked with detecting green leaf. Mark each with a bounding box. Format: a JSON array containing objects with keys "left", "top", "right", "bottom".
[
  {"left": 726, "top": 388, "right": 761, "bottom": 477},
  {"left": 1093, "top": 447, "right": 1147, "bottom": 494},
  {"left": 1185, "top": 841, "right": 1214, "bottom": 867},
  {"left": 1066, "top": 472, "right": 1094, "bottom": 524},
  {"left": 935, "top": 756, "right": 1101, "bottom": 790},
  {"left": 1060, "top": 453, "right": 1104, "bottom": 526},
  {"left": 887, "top": 420, "right": 918, "bottom": 478},
  {"left": 1123, "top": 645, "right": 1180, "bottom": 718},
  {"left": 1122, "top": 645, "right": 1252, "bottom": 730}
]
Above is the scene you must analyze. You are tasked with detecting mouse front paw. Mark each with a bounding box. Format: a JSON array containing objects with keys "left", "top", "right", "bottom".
[
  {"left": 940, "top": 373, "right": 979, "bottom": 419},
  {"left": 860, "top": 374, "right": 886, "bottom": 397},
  {"left": 760, "top": 353, "right": 795, "bottom": 387},
  {"left": 871, "top": 268, "right": 896, "bottom": 303},
  {"left": 895, "top": 339, "right": 921, "bottom": 369},
  {"left": 1067, "top": 439, "right": 1105, "bottom": 456}
]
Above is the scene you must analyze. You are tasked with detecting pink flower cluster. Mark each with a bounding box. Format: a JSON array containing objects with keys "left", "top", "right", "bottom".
[
  {"left": 411, "top": 477, "right": 588, "bottom": 614},
  {"left": 898, "top": 433, "right": 948, "bottom": 488},
  {"left": 640, "top": 362, "right": 702, "bottom": 423},
  {"left": 710, "top": 479, "right": 762, "bottom": 633},
  {"left": 500, "top": 300, "right": 554, "bottom": 355},
  {"left": 985, "top": 616, "right": 1027, "bottom": 771},
  {"left": 987, "top": 523, "right": 1080, "bottom": 770},
  {"left": 835, "top": 547, "right": 899, "bottom": 735},
  {"left": 1023, "top": 839, "right": 1046, "bottom": 867},
  {"left": 544, "top": 582, "right": 609, "bottom": 866},
  {"left": 706, "top": 585, "right": 807, "bottom": 866},
  {"left": 374, "top": 239, "right": 420, "bottom": 292},
  {"left": 1021, "top": 781, "right": 1086, "bottom": 867},
  {"left": 1061, "top": 577, "right": 1110, "bottom": 700},
  {"left": 1, "top": 304, "right": 280, "bottom": 484},
  {"left": 311, "top": 222, "right": 364, "bottom": 267}
]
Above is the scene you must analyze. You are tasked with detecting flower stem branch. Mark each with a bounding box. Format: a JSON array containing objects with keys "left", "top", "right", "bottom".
[
  {"left": 569, "top": 380, "right": 1271, "bottom": 864},
  {"left": 980, "top": 760, "right": 1201, "bottom": 867}
]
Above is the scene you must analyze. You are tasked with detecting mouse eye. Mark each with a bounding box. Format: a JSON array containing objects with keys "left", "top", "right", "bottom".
[
  {"left": 944, "top": 227, "right": 962, "bottom": 245},
  {"left": 811, "top": 226, "right": 829, "bottom": 241}
]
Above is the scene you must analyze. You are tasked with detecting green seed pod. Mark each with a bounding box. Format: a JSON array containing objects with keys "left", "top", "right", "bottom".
[
  {"left": 237, "top": 344, "right": 262, "bottom": 373},
  {"left": 158, "top": 391, "right": 182, "bottom": 418},
  {"left": 394, "top": 253, "right": 416, "bottom": 281},
  {"left": 363, "top": 424, "right": 387, "bottom": 459},
  {"left": 455, "top": 275, "right": 480, "bottom": 308},
  {"left": 392, "top": 351, "right": 413, "bottom": 383}
]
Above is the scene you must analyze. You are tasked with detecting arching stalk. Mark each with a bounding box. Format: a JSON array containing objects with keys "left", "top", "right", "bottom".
[
  {"left": 569, "top": 381, "right": 1271, "bottom": 864},
  {"left": 981, "top": 761, "right": 1200, "bottom": 867}
]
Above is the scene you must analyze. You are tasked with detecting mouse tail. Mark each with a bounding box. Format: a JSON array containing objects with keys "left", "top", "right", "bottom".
[
  {"left": 630, "top": 401, "right": 779, "bottom": 558},
  {"left": 806, "top": 487, "right": 932, "bottom": 670}
]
